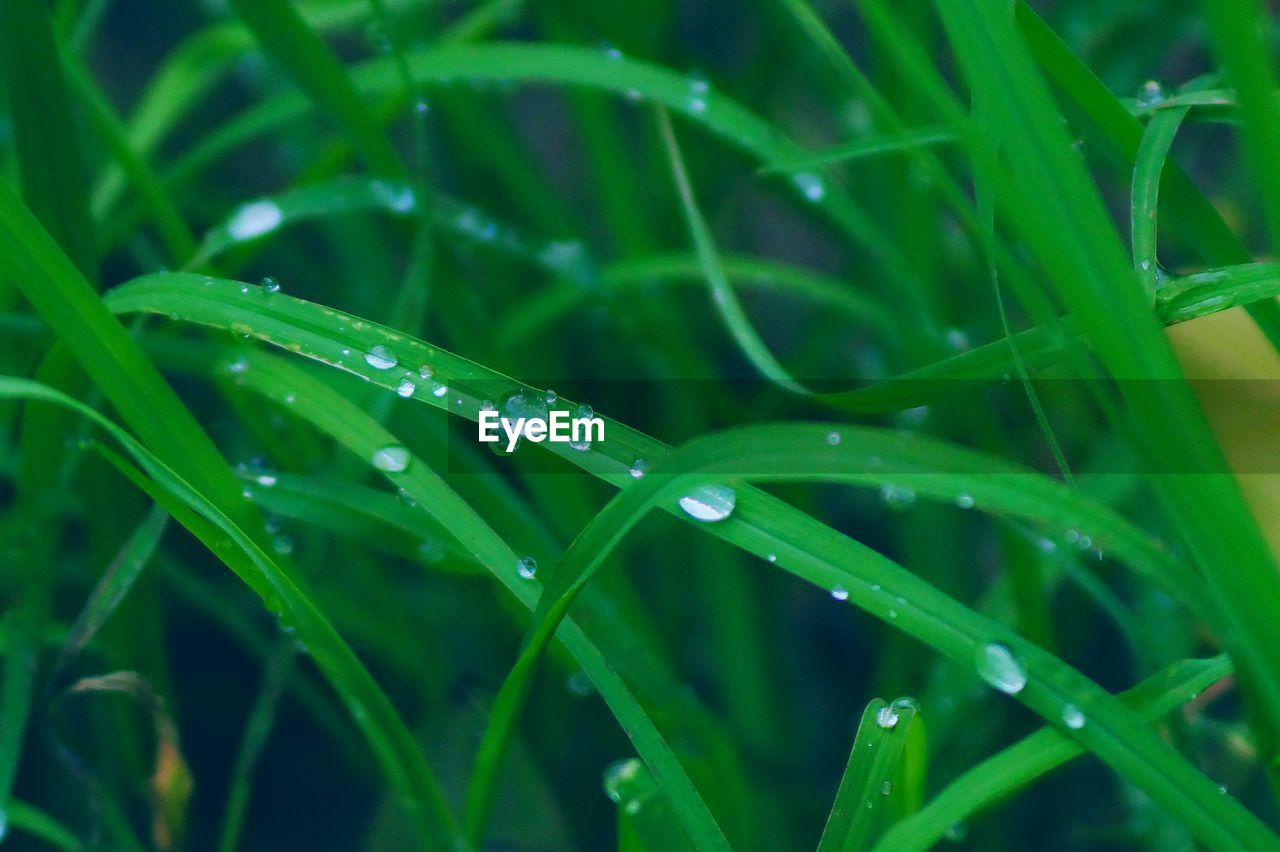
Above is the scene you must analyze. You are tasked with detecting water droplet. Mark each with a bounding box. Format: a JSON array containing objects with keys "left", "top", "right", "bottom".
[
  {"left": 601, "top": 41, "right": 623, "bottom": 61},
  {"left": 687, "top": 72, "right": 710, "bottom": 113},
  {"left": 431, "top": 382, "right": 448, "bottom": 398},
  {"left": 396, "top": 378, "right": 415, "bottom": 398},
  {"left": 502, "top": 387, "right": 550, "bottom": 421},
  {"left": 365, "top": 345, "right": 398, "bottom": 370},
  {"left": 1136, "top": 79, "right": 1166, "bottom": 109},
  {"left": 975, "top": 642, "right": 1027, "bottom": 695},
  {"left": 678, "top": 484, "right": 737, "bottom": 522},
  {"left": 1064, "top": 528, "right": 1080, "bottom": 544},
  {"left": 371, "top": 180, "right": 416, "bottom": 213},
  {"left": 414, "top": 97, "right": 430, "bottom": 115},
  {"left": 766, "top": 553, "right": 777, "bottom": 563},
  {"left": 946, "top": 327, "right": 970, "bottom": 351},
  {"left": 372, "top": 444, "right": 410, "bottom": 473},
  {"left": 826, "top": 431, "right": 841, "bottom": 445},
  {"left": 875, "top": 705, "right": 899, "bottom": 730},
  {"left": 955, "top": 493, "right": 975, "bottom": 509},
  {"left": 880, "top": 780, "right": 893, "bottom": 796},
  {"left": 879, "top": 483, "right": 917, "bottom": 510},
  {"left": 544, "top": 388, "right": 557, "bottom": 405},
  {"left": 418, "top": 364, "right": 434, "bottom": 380},
  {"left": 568, "top": 402, "right": 595, "bottom": 452},
  {"left": 228, "top": 200, "right": 283, "bottom": 241},
  {"left": 603, "top": 758, "right": 642, "bottom": 803},
  {"left": 567, "top": 670, "right": 593, "bottom": 697},
  {"left": 516, "top": 556, "right": 538, "bottom": 579},
  {"left": 418, "top": 540, "right": 444, "bottom": 563},
  {"left": 273, "top": 535, "right": 294, "bottom": 556},
  {"left": 228, "top": 357, "right": 249, "bottom": 375},
  {"left": 261, "top": 276, "right": 281, "bottom": 295},
  {"left": 1061, "top": 703, "right": 1085, "bottom": 730},
  {"left": 255, "top": 473, "right": 277, "bottom": 487},
  {"left": 793, "top": 172, "right": 826, "bottom": 203},
  {"left": 629, "top": 458, "right": 647, "bottom": 479},
  {"left": 830, "top": 584, "right": 849, "bottom": 601},
  {"left": 944, "top": 822, "right": 967, "bottom": 843}
]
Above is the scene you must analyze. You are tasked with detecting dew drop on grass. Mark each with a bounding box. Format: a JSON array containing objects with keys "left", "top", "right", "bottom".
[
  {"left": 955, "top": 493, "right": 975, "bottom": 509},
  {"left": 793, "top": 172, "right": 826, "bottom": 203},
  {"left": 568, "top": 402, "right": 595, "bottom": 451},
  {"left": 371, "top": 444, "right": 410, "bottom": 473},
  {"left": 544, "top": 388, "right": 557, "bottom": 405},
  {"left": 396, "top": 378, "right": 415, "bottom": 398},
  {"left": 431, "top": 381, "right": 448, "bottom": 398},
  {"left": 826, "top": 431, "right": 841, "bottom": 446},
  {"left": 629, "top": 458, "right": 647, "bottom": 478},
  {"left": 1136, "top": 79, "right": 1166, "bottom": 109},
  {"left": 1061, "top": 703, "right": 1085, "bottom": 730},
  {"left": 875, "top": 704, "right": 899, "bottom": 730},
  {"left": 273, "top": 535, "right": 294, "bottom": 556},
  {"left": 944, "top": 822, "right": 968, "bottom": 843},
  {"left": 975, "top": 642, "right": 1027, "bottom": 695},
  {"left": 601, "top": 41, "right": 623, "bottom": 61},
  {"left": 678, "top": 484, "right": 736, "bottom": 522},
  {"left": 365, "top": 345, "right": 398, "bottom": 370},
  {"left": 418, "top": 540, "right": 444, "bottom": 564},
  {"left": 687, "top": 72, "right": 710, "bottom": 113},
  {"left": 880, "top": 780, "right": 893, "bottom": 796},
  {"left": 602, "top": 758, "right": 642, "bottom": 803},
  {"left": 227, "top": 357, "right": 249, "bottom": 375},
  {"left": 261, "top": 276, "right": 281, "bottom": 295},
  {"left": 566, "top": 670, "right": 594, "bottom": 697},
  {"left": 502, "top": 387, "right": 549, "bottom": 421},
  {"left": 516, "top": 556, "right": 537, "bottom": 579},
  {"left": 830, "top": 584, "right": 849, "bottom": 601},
  {"left": 418, "top": 364, "right": 434, "bottom": 381},
  {"left": 879, "top": 483, "right": 917, "bottom": 510},
  {"left": 228, "top": 199, "right": 282, "bottom": 241}
]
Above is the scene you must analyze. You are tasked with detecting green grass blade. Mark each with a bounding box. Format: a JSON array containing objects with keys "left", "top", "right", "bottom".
[
  {"left": 225, "top": 0, "right": 404, "bottom": 176},
  {"left": 874, "top": 655, "right": 1232, "bottom": 852},
  {"left": 0, "top": 0, "right": 95, "bottom": 278},
  {"left": 5, "top": 799, "right": 82, "bottom": 850},
  {"left": 758, "top": 127, "right": 954, "bottom": 174},
  {"left": 1131, "top": 108, "right": 1189, "bottom": 300},
  {"left": 1158, "top": 263, "right": 1280, "bottom": 323},
  {"left": 817, "top": 698, "right": 921, "bottom": 852}
]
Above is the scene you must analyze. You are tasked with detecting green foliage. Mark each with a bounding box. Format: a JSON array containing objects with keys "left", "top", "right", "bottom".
[{"left": 3, "top": 1, "right": 1280, "bottom": 849}]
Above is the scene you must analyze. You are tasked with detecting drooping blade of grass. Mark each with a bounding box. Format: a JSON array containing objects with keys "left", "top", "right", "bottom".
[
  {"left": 1013, "top": 1, "right": 1280, "bottom": 351},
  {"left": 49, "top": 503, "right": 169, "bottom": 685},
  {"left": 1, "top": 0, "right": 95, "bottom": 279},
  {"left": 937, "top": 0, "right": 1280, "bottom": 767},
  {"left": 1131, "top": 107, "right": 1190, "bottom": 300},
  {"left": 0, "top": 377, "right": 466, "bottom": 850},
  {"left": 758, "top": 127, "right": 954, "bottom": 174},
  {"left": 1158, "top": 263, "right": 1280, "bottom": 323},
  {"left": 657, "top": 106, "right": 808, "bottom": 395},
  {"left": 874, "top": 655, "right": 1231, "bottom": 852},
  {"left": 817, "top": 698, "right": 920, "bottom": 852},
  {"left": 214, "top": 350, "right": 731, "bottom": 851},
  {"left": 225, "top": 0, "right": 403, "bottom": 177},
  {"left": 5, "top": 799, "right": 82, "bottom": 851}
]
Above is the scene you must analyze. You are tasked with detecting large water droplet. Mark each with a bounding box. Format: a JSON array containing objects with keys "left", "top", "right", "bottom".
[
  {"left": 678, "top": 484, "right": 737, "bottom": 522},
  {"left": 830, "top": 584, "right": 849, "bottom": 601},
  {"left": 365, "top": 345, "right": 398, "bottom": 370},
  {"left": 568, "top": 402, "right": 595, "bottom": 452},
  {"left": 516, "top": 556, "right": 538, "bottom": 579},
  {"left": 875, "top": 704, "right": 899, "bottom": 730},
  {"left": 975, "top": 642, "right": 1027, "bottom": 695},
  {"left": 431, "top": 381, "right": 448, "bottom": 398},
  {"left": 629, "top": 458, "right": 647, "bottom": 479},
  {"left": 261, "top": 275, "right": 281, "bottom": 295},
  {"left": 228, "top": 200, "right": 283, "bottom": 241},
  {"left": 396, "top": 378, "right": 416, "bottom": 398},
  {"left": 372, "top": 444, "right": 411, "bottom": 473},
  {"left": 955, "top": 493, "right": 975, "bottom": 509}
]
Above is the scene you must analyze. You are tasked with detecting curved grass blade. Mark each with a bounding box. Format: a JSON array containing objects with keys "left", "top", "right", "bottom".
[
  {"left": 657, "top": 106, "right": 808, "bottom": 395},
  {"left": 0, "top": 377, "right": 465, "bottom": 850},
  {"left": 817, "top": 698, "right": 920, "bottom": 852},
  {"left": 49, "top": 504, "right": 169, "bottom": 686},
  {"left": 1158, "top": 263, "right": 1280, "bottom": 324},
  {"left": 759, "top": 127, "right": 954, "bottom": 175},
  {"left": 4, "top": 799, "right": 82, "bottom": 850},
  {"left": 1132, "top": 107, "right": 1190, "bottom": 300},
  {"left": 874, "top": 655, "right": 1231, "bottom": 852},
  {"left": 225, "top": 0, "right": 403, "bottom": 176}
]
